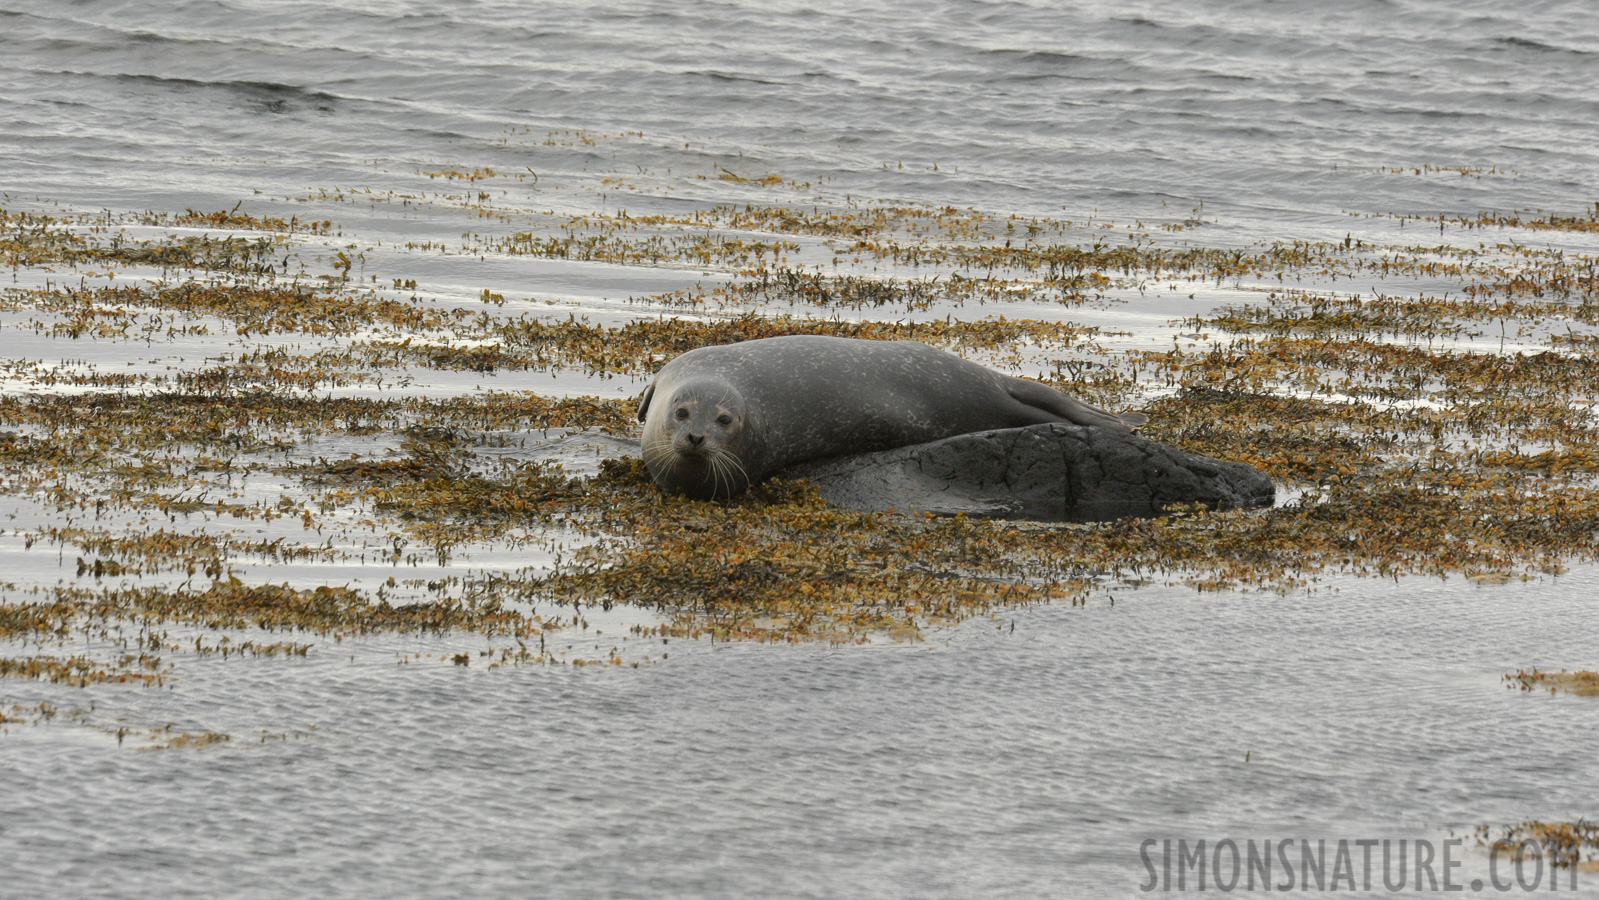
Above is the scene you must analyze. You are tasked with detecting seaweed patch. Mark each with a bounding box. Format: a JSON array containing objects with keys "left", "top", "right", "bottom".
[{"left": 4, "top": 185, "right": 1599, "bottom": 715}]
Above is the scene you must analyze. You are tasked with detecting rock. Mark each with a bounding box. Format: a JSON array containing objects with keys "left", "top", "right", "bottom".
[{"left": 787, "top": 423, "right": 1274, "bottom": 522}]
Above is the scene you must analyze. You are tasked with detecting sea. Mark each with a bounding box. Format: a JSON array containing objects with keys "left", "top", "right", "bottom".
[{"left": 2, "top": 1, "right": 1598, "bottom": 897}]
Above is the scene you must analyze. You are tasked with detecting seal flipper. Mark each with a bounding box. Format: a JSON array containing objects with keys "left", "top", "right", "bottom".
[
  {"left": 636, "top": 383, "right": 655, "bottom": 423},
  {"left": 1004, "top": 377, "right": 1144, "bottom": 433}
]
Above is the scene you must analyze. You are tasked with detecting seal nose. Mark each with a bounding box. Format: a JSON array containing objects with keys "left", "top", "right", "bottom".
[{"left": 687, "top": 433, "right": 705, "bottom": 447}]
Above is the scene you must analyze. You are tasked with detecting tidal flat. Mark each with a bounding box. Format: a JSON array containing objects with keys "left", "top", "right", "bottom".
[
  {"left": 6, "top": 155, "right": 1599, "bottom": 680},
  {"left": 5, "top": 146, "right": 1599, "bottom": 889}
]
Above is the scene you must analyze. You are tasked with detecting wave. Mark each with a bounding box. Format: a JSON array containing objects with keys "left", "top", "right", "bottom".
[
  {"left": 102, "top": 73, "right": 344, "bottom": 113},
  {"left": 1491, "top": 35, "right": 1592, "bottom": 57}
]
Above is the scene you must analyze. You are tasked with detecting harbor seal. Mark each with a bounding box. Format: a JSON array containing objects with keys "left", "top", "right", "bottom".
[{"left": 637, "top": 335, "right": 1147, "bottom": 500}]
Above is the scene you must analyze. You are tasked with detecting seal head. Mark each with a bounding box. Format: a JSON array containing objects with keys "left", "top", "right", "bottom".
[{"left": 638, "top": 375, "right": 758, "bottom": 500}]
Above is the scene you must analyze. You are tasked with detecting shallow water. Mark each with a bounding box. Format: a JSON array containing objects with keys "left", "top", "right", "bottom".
[
  {"left": 4, "top": 0, "right": 1599, "bottom": 896},
  {"left": 4, "top": 570, "right": 1596, "bottom": 897}
]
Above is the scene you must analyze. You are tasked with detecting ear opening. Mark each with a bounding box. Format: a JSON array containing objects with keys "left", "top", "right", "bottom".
[{"left": 636, "top": 383, "right": 655, "bottom": 422}]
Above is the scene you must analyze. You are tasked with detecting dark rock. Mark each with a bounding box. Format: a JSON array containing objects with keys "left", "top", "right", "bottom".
[{"left": 787, "top": 423, "right": 1274, "bottom": 522}]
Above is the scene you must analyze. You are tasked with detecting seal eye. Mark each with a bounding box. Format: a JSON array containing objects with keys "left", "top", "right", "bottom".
[
  {"left": 716, "top": 414, "right": 732, "bottom": 426},
  {"left": 675, "top": 408, "right": 689, "bottom": 420}
]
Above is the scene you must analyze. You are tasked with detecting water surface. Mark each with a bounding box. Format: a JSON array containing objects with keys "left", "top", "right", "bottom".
[{"left": 3, "top": 1, "right": 1598, "bottom": 896}]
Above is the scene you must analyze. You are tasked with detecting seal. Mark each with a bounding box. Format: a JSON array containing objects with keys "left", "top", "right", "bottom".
[{"left": 637, "top": 335, "right": 1147, "bottom": 500}]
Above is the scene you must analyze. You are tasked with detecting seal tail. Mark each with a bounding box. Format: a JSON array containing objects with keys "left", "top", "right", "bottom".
[{"left": 1005, "top": 377, "right": 1144, "bottom": 433}]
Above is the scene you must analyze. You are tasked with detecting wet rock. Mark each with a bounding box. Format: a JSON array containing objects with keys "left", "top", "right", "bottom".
[{"left": 787, "top": 423, "right": 1274, "bottom": 522}]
